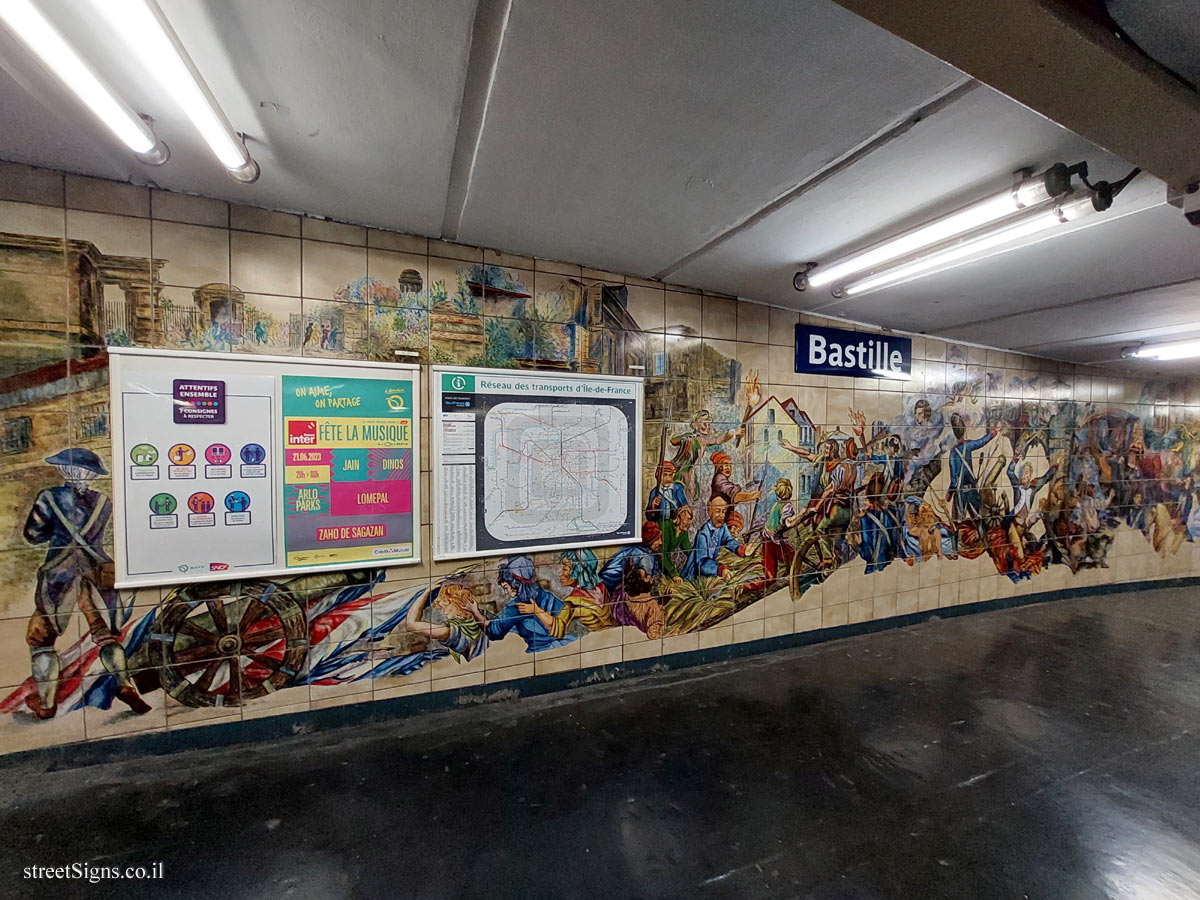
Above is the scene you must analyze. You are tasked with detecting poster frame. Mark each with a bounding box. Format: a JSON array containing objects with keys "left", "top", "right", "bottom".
[
  {"left": 108, "top": 347, "right": 421, "bottom": 588},
  {"left": 431, "top": 364, "right": 644, "bottom": 562}
]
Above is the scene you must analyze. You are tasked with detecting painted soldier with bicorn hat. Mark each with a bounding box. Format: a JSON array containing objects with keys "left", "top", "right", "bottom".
[{"left": 23, "top": 448, "right": 150, "bottom": 719}]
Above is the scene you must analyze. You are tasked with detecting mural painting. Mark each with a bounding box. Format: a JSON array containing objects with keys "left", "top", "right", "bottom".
[{"left": 0, "top": 190, "right": 1198, "bottom": 753}]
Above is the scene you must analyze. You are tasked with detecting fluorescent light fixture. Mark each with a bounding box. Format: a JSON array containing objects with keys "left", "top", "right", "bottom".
[
  {"left": 92, "top": 0, "right": 258, "bottom": 182},
  {"left": 1128, "top": 339, "right": 1200, "bottom": 361},
  {"left": 805, "top": 167, "right": 1068, "bottom": 290},
  {"left": 0, "top": 0, "right": 167, "bottom": 163},
  {"left": 841, "top": 193, "right": 1099, "bottom": 297}
]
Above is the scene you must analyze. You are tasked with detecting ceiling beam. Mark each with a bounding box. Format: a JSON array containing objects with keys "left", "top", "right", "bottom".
[
  {"left": 440, "top": 0, "right": 513, "bottom": 242},
  {"left": 653, "top": 78, "right": 977, "bottom": 282},
  {"left": 832, "top": 0, "right": 1200, "bottom": 191}
]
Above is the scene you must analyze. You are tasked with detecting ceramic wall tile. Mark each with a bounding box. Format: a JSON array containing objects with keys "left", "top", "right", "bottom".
[
  {"left": 302, "top": 217, "right": 366, "bottom": 246},
  {"left": 486, "top": 248, "right": 535, "bottom": 270},
  {"left": 0, "top": 259, "right": 68, "bottom": 344},
  {"left": 0, "top": 161, "right": 63, "bottom": 207},
  {"left": 231, "top": 205, "right": 301, "bottom": 238},
  {"left": 230, "top": 230, "right": 301, "bottom": 297},
  {"left": 702, "top": 294, "right": 737, "bottom": 340},
  {"left": 431, "top": 239, "right": 483, "bottom": 263},
  {"left": 582, "top": 266, "right": 626, "bottom": 284},
  {"left": 626, "top": 284, "right": 666, "bottom": 333},
  {"left": 665, "top": 290, "right": 702, "bottom": 336},
  {"left": 367, "top": 228, "right": 427, "bottom": 254},
  {"left": 533, "top": 270, "right": 582, "bottom": 323},
  {"left": 65, "top": 175, "right": 149, "bottom": 218},
  {"left": 366, "top": 248, "right": 429, "bottom": 308},
  {"left": 736, "top": 301, "right": 770, "bottom": 343},
  {"left": 151, "top": 190, "right": 228, "bottom": 228},
  {"left": 240, "top": 293, "right": 304, "bottom": 355},
  {"left": 66, "top": 210, "right": 150, "bottom": 258},
  {"left": 302, "top": 239, "right": 368, "bottom": 300},
  {"left": 534, "top": 257, "right": 581, "bottom": 277},
  {"left": 300, "top": 299, "right": 367, "bottom": 359},
  {"left": 64, "top": 211, "right": 151, "bottom": 347},
  {"left": 769, "top": 306, "right": 798, "bottom": 343},
  {"left": 822, "top": 604, "right": 849, "bottom": 628},
  {"left": 152, "top": 221, "right": 230, "bottom": 288},
  {"left": 1, "top": 200, "right": 65, "bottom": 243}
]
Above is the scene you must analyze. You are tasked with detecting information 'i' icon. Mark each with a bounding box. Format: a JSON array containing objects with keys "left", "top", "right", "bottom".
[{"left": 148, "top": 493, "right": 177, "bottom": 515}]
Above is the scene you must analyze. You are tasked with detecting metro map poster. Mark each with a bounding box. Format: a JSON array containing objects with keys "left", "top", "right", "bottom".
[
  {"left": 432, "top": 366, "right": 643, "bottom": 561},
  {"left": 282, "top": 375, "right": 417, "bottom": 567}
]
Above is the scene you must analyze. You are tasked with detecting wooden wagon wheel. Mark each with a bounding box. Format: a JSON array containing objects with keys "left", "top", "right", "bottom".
[
  {"left": 787, "top": 530, "right": 832, "bottom": 600},
  {"left": 150, "top": 581, "right": 308, "bottom": 708}
]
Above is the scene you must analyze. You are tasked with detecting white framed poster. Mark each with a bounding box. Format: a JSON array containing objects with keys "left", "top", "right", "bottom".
[
  {"left": 432, "top": 366, "right": 644, "bottom": 561},
  {"left": 109, "top": 348, "right": 420, "bottom": 588}
]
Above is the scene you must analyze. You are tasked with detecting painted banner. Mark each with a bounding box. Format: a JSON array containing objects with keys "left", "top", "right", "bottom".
[{"left": 282, "top": 375, "right": 416, "bottom": 567}]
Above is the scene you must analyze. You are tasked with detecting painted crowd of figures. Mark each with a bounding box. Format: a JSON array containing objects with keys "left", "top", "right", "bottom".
[
  {"left": 415, "top": 383, "right": 1199, "bottom": 662},
  {"left": 5, "top": 373, "right": 1198, "bottom": 723}
]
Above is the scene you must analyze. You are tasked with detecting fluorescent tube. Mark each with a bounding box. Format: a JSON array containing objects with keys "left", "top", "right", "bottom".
[
  {"left": 1131, "top": 339, "right": 1200, "bottom": 361},
  {"left": 806, "top": 169, "right": 1065, "bottom": 290},
  {"left": 841, "top": 193, "right": 1098, "bottom": 297},
  {"left": 92, "top": 0, "right": 258, "bottom": 182},
  {"left": 0, "top": 0, "right": 167, "bottom": 163}
]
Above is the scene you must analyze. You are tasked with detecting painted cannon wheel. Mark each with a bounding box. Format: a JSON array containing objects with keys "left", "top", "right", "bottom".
[
  {"left": 787, "top": 529, "right": 832, "bottom": 600},
  {"left": 150, "top": 581, "right": 307, "bottom": 708}
]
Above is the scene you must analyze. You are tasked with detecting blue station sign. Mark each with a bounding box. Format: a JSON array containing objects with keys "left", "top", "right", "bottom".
[{"left": 794, "top": 323, "right": 911, "bottom": 379}]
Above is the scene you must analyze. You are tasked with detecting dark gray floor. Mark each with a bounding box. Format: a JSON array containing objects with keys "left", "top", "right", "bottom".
[{"left": 3, "top": 587, "right": 1200, "bottom": 900}]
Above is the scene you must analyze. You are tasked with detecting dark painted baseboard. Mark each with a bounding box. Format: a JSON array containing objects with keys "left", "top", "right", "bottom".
[{"left": 5, "top": 574, "right": 1199, "bottom": 771}]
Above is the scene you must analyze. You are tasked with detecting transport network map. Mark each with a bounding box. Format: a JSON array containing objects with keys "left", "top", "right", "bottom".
[
  {"left": 482, "top": 402, "right": 629, "bottom": 542},
  {"left": 434, "top": 368, "right": 643, "bottom": 560}
]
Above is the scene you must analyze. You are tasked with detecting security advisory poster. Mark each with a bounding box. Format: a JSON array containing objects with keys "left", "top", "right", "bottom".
[
  {"left": 282, "top": 374, "right": 417, "bottom": 567},
  {"left": 110, "top": 354, "right": 278, "bottom": 587},
  {"left": 110, "top": 349, "right": 421, "bottom": 588}
]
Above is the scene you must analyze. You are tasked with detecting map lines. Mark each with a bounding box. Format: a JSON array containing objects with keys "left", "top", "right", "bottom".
[{"left": 482, "top": 402, "right": 629, "bottom": 541}]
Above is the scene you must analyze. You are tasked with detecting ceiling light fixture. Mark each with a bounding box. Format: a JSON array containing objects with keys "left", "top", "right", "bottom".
[
  {"left": 0, "top": 0, "right": 168, "bottom": 164},
  {"left": 841, "top": 191, "right": 1101, "bottom": 297},
  {"left": 1123, "top": 339, "right": 1200, "bottom": 362},
  {"left": 92, "top": 0, "right": 259, "bottom": 183},
  {"left": 798, "top": 164, "right": 1080, "bottom": 291},
  {"left": 796, "top": 163, "right": 1140, "bottom": 298}
]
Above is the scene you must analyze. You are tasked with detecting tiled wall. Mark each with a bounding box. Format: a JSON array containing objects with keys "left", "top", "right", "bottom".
[{"left": 1, "top": 159, "right": 1198, "bottom": 756}]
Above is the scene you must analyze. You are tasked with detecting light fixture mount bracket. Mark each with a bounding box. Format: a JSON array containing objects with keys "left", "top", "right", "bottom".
[
  {"left": 226, "top": 156, "right": 260, "bottom": 184},
  {"left": 793, "top": 262, "right": 818, "bottom": 292},
  {"left": 134, "top": 141, "right": 170, "bottom": 167},
  {"left": 1010, "top": 167, "right": 1034, "bottom": 206}
]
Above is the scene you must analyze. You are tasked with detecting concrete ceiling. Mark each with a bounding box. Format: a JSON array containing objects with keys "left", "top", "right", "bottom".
[
  {"left": 1, "top": 0, "right": 1199, "bottom": 373},
  {"left": 1, "top": 0, "right": 477, "bottom": 235}
]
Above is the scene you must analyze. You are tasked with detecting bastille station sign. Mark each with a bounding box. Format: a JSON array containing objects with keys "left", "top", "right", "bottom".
[{"left": 794, "top": 323, "right": 912, "bottom": 379}]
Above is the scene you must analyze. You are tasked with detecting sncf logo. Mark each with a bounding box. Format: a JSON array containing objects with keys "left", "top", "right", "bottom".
[
  {"left": 287, "top": 420, "right": 317, "bottom": 445},
  {"left": 209, "top": 562, "right": 229, "bottom": 572}
]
